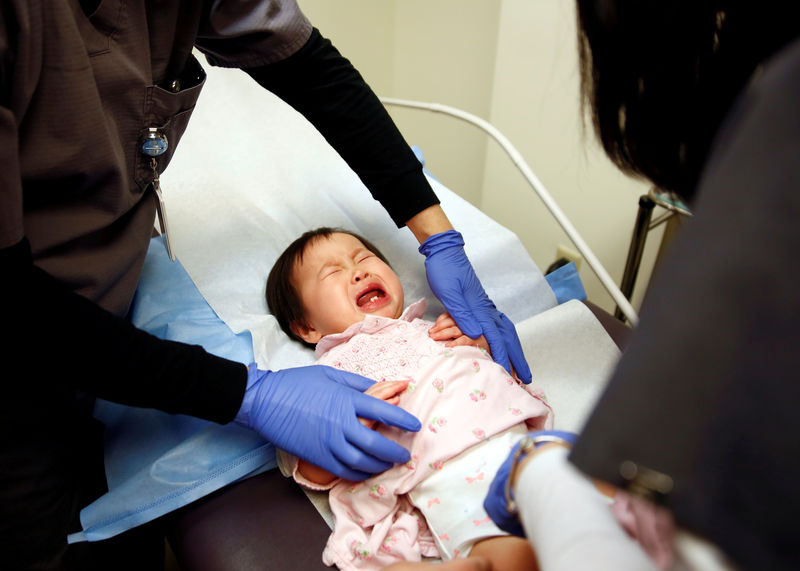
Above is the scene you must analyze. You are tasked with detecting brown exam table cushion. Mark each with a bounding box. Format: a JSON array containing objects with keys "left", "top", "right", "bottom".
[{"left": 166, "top": 468, "right": 332, "bottom": 571}]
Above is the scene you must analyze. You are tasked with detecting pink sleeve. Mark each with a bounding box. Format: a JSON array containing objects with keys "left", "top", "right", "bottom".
[
  {"left": 276, "top": 448, "right": 340, "bottom": 491},
  {"left": 611, "top": 492, "right": 676, "bottom": 569}
]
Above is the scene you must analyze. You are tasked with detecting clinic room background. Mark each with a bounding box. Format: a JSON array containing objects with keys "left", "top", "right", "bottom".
[{"left": 301, "top": 0, "right": 658, "bottom": 314}]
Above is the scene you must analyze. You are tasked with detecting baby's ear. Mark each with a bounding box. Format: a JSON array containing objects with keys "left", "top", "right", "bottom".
[{"left": 290, "top": 319, "right": 322, "bottom": 344}]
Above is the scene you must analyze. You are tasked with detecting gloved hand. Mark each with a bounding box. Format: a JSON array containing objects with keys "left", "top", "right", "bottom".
[
  {"left": 235, "top": 364, "right": 421, "bottom": 481},
  {"left": 484, "top": 430, "right": 578, "bottom": 537},
  {"left": 419, "top": 230, "right": 532, "bottom": 383}
]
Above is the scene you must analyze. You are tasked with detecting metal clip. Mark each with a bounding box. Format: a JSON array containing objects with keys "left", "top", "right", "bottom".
[
  {"left": 150, "top": 157, "right": 175, "bottom": 262},
  {"left": 140, "top": 128, "right": 169, "bottom": 157},
  {"left": 619, "top": 460, "right": 674, "bottom": 501}
]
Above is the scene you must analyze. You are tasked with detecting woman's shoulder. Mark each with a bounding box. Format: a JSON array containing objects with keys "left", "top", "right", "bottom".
[{"left": 700, "top": 36, "right": 800, "bottom": 195}]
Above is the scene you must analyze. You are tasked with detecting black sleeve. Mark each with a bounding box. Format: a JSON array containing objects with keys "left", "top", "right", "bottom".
[
  {"left": 568, "top": 39, "right": 800, "bottom": 570},
  {"left": 242, "top": 28, "right": 440, "bottom": 227},
  {"left": 2, "top": 238, "right": 247, "bottom": 424}
]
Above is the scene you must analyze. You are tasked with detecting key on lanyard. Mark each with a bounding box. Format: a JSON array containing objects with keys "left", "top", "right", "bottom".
[{"left": 141, "top": 128, "right": 175, "bottom": 261}]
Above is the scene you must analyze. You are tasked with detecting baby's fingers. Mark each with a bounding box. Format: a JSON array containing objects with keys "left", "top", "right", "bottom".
[
  {"left": 365, "top": 380, "right": 409, "bottom": 401},
  {"left": 445, "top": 334, "right": 491, "bottom": 354},
  {"left": 360, "top": 381, "right": 408, "bottom": 429},
  {"left": 429, "top": 324, "right": 464, "bottom": 342},
  {"left": 429, "top": 312, "right": 457, "bottom": 333},
  {"left": 433, "top": 311, "right": 454, "bottom": 326}
]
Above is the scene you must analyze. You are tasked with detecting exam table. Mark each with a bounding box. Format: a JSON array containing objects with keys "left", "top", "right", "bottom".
[{"left": 67, "top": 54, "right": 633, "bottom": 569}]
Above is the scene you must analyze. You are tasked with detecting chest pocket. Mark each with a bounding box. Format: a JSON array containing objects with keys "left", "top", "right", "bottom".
[{"left": 134, "top": 54, "right": 207, "bottom": 190}]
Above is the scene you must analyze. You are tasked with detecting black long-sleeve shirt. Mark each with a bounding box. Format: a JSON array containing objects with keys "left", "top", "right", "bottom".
[{"left": 0, "top": 1, "right": 438, "bottom": 423}]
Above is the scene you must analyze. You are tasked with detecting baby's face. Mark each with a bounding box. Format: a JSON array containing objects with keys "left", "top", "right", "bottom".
[{"left": 291, "top": 232, "right": 404, "bottom": 344}]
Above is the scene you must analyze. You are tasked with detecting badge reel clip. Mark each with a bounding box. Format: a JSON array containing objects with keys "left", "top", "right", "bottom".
[{"left": 141, "top": 128, "right": 175, "bottom": 261}]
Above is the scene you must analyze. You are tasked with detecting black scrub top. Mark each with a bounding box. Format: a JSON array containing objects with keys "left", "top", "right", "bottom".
[
  {"left": 570, "top": 36, "right": 800, "bottom": 570},
  {"left": 0, "top": 0, "right": 315, "bottom": 315}
]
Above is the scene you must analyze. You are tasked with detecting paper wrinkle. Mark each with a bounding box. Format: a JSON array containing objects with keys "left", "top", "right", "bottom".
[{"left": 515, "top": 300, "right": 622, "bottom": 433}]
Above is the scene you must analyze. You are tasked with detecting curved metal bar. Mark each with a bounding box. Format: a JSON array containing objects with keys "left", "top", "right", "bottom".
[{"left": 381, "top": 97, "right": 639, "bottom": 325}]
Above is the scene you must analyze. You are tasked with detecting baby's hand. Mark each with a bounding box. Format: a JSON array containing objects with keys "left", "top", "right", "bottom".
[
  {"left": 429, "top": 312, "right": 491, "bottom": 354},
  {"left": 360, "top": 380, "right": 409, "bottom": 429}
]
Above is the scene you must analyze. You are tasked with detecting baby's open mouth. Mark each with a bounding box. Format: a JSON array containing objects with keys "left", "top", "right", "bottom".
[{"left": 356, "top": 287, "right": 386, "bottom": 308}]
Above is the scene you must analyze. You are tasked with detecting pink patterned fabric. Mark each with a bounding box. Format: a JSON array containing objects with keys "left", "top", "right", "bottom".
[
  {"left": 300, "top": 299, "right": 553, "bottom": 569},
  {"left": 611, "top": 492, "right": 677, "bottom": 569}
]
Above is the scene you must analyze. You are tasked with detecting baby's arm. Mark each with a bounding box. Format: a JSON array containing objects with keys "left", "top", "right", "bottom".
[{"left": 297, "top": 380, "right": 410, "bottom": 485}]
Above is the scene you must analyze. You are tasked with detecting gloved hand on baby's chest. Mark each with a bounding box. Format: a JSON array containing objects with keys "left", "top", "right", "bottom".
[{"left": 235, "top": 363, "right": 421, "bottom": 480}]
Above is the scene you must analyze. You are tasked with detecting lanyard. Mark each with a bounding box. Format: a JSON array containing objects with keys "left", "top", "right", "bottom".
[{"left": 141, "top": 128, "right": 175, "bottom": 261}]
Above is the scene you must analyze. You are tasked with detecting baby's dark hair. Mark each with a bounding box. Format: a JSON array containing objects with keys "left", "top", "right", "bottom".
[{"left": 266, "top": 227, "right": 391, "bottom": 347}]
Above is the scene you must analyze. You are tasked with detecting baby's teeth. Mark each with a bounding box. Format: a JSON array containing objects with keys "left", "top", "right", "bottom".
[{"left": 370, "top": 295, "right": 379, "bottom": 302}]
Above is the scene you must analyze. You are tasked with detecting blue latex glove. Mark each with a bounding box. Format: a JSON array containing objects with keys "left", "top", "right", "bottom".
[
  {"left": 419, "top": 230, "right": 532, "bottom": 383},
  {"left": 235, "top": 364, "right": 421, "bottom": 481},
  {"left": 484, "top": 430, "right": 578, "bottom": 537}
]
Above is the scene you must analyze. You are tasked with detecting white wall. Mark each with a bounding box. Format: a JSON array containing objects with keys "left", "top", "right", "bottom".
[
  {"left": 299, "top": 0, "right": 664, "bottom": 315},
  {"left": 388, "top": 1, "right": 501, "bottom": 207},
  {"left": 481, "top": 0, "right": 660, "bottom": 313},
  {"left": 297, "top": 1, "right": 396, "bottom": 95},
  {"left": 301, "top": 0, "right": 500, "bottom": 207}
]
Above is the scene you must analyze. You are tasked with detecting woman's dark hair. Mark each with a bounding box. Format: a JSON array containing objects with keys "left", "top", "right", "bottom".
[
  {"left": 576, "top": 0, "right": 799, "bottom": 201},
  {"left": 266, "top": 227, "right": 391, "bottom": 347}
]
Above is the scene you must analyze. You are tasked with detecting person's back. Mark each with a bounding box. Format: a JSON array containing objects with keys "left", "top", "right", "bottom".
[{"left": 570, "top": 2, "right": 800, "bottom": 568}]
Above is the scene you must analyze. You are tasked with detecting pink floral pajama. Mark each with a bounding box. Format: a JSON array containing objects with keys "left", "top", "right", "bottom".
[{"left": 284, "top": 299, "right": 553, "bottom": 570}]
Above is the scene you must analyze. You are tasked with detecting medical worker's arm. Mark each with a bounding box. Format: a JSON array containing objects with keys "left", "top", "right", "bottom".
[
  {"left": 2, "top": 238, "right": 247, "bottom": 422},
  {"left": 241, "top": 29, "right": 532, "bottom": 381},
  {"left": 3, "top": 239, "right": 419, "bottom": 478},
  {"left": 418, "top": 230, "right": 532, "bottom": 381},
  {"left": 488, "top": 445, "right": 657, "bottom": 571},
  {"left": 405, "top": 206, "right": 530, "bottom": 382},
  {"left": 242, "top": 28, "right": 438, "bottom": 227},
  {"left": 404, "top": 206, "right": 530, "bottom": 381}
]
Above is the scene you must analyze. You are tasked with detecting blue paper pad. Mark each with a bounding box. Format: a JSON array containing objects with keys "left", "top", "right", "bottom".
[
  {"left": 68, "top": 237, "right": 276, "bottom": 543},
  {"left": 545, "top": 262, "right": 587, "bottom": 304}
]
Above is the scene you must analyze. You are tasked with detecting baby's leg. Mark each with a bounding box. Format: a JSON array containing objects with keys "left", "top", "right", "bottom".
[
  {"left": 470, "top": 535, "right": 539, "bottom": 571},
  {"left": 382, "top": 556, "right": 490, "bottom": 570},
  {"left": 381, "top": 536, "right": 534, "bottom": 571}
]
